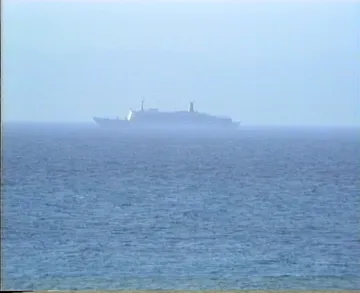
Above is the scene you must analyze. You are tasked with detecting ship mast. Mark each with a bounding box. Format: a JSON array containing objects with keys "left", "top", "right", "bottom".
[{"left": 141, "top": 98, "right": 145, "bottom": 112}]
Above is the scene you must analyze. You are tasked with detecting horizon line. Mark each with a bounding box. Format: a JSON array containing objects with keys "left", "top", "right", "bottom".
[
  {"left": 6, "top": 0, "right": 360, "bottom": 3},
  {"left": 3, "top": 121, "right": 359, "bottom": 128}
]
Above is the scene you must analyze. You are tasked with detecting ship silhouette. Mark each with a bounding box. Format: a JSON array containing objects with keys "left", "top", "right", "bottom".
[{"left": 93, "top": 100, "right": 240, "bottom": 130}]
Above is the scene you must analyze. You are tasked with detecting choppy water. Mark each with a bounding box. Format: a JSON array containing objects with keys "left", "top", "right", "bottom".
[{"left": 2, "top": 124, "right": 360, "bottom": 290}]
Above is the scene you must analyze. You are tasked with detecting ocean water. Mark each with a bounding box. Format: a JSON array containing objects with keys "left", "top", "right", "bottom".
[{"left": 2, "top": 124, "right": 360, "bottom": 290}]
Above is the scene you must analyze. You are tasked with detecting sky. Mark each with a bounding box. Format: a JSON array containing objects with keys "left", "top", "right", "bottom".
[{"left": 3, "top": 0, "right": 360, "bottom": 126}]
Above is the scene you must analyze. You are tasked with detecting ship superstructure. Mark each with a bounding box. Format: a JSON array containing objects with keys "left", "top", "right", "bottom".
[{"left": 93, "top": 101, "right": 239, "bottom": 129}]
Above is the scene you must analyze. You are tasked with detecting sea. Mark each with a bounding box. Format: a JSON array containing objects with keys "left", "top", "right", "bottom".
[{"left": 2, "top": 123, "right": 360, "bottom": 290}]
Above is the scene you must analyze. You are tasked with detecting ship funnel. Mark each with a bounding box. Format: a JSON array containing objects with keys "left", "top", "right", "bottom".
[{"left": 189, "top": 101, "right": 194, "bottom": 112}]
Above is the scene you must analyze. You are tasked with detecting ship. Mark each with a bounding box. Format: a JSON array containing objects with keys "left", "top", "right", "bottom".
[{"left": 93, "top": 100, "right": 240, "bottom": 130}]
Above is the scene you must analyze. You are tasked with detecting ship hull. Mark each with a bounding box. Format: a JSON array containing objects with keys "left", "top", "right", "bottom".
[
  {"left": 93, "top": 117, "right": 130, "bottom": 128},
  {"left": 93, "top": 117, "right": 240, "bottom": 131}
]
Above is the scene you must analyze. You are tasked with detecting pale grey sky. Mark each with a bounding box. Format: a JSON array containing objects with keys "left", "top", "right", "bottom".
[{"left": 3, "top": 0, "right": 360, "bottom": 125}]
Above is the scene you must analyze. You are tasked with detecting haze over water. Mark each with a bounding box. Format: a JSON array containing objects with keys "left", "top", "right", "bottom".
[{"left": 4, "top": 0, "right": 360, "bottom": 126}]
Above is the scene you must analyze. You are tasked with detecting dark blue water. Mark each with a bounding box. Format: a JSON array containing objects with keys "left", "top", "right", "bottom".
[{"left": 3, "top": 124, "right": 360, "bottom": 290}]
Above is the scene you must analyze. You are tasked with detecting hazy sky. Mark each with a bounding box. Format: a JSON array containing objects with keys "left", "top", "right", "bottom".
[{"left": 3, "top": 0, "right": 360, "bottom": 125}]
